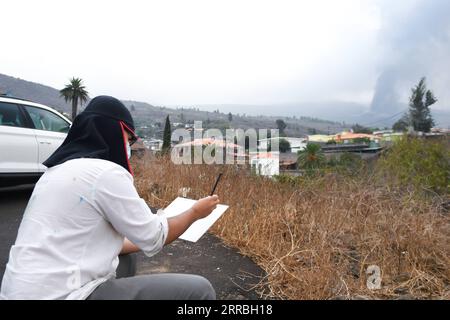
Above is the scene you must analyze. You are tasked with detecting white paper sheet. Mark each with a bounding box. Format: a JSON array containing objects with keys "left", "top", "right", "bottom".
[{"left": 162, "top": 197, "right": 229, "bottom": 242}]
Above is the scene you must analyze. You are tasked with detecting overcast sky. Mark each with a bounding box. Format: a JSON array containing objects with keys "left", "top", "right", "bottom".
[{"left": 1, "top": 0, "right": 449, "bottom": 110}]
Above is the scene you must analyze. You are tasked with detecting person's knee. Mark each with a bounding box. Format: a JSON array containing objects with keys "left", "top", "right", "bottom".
[{"left": 190, "top": 275, "right": 216, "bottom": 300}]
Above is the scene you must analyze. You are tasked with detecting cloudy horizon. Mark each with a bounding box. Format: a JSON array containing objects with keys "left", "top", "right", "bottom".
[{"left": 1, "top": 0, "right": 449, "bottom": 113}]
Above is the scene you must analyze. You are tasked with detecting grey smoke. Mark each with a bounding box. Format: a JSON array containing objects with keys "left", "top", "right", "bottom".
[{"left": 370, "top": 0, "right": 450, "bottom": 115}]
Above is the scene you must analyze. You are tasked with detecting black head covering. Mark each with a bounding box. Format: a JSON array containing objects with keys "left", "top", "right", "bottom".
[{"left": 43, "top": 95, "right": 138, "bottom": 175}]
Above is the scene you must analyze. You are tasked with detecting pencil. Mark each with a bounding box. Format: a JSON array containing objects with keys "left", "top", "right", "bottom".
[{"left": 210, "top": 173, "right": 223, "bottom": 196}]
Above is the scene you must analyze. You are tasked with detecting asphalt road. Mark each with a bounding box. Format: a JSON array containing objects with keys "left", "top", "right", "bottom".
[
  {"left": 0, "top": 185, "right": 265, "bottom": 299},
  {"left": 0, "top": 185, "right": 35, "bottom": 281}
]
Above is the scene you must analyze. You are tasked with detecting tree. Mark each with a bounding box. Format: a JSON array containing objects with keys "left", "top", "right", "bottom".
[
  {"left": 60, "top": 77, "right": 89, "bottom": 120},
  {"left": 279, "top": 138, "right": 291, "bottom": 153},
  {"left": 392, "top": 114, "right": 410, "bottom": 132},
  {"left": 130, "top": 105, "right": 136, "bottom": 112},
  {"left": 408, "top": 77, "right": 436, "bottom": 133},
  {"left": 308, "top": 128, "right": 317, "bottom": 135},
  {"left": 352, "top": 124, "right": 372, "bottom": 134},
  {"left": 228, "top": 112, "right": 233, "bottom": 122},
  {"left": 162, "top": 115, "right": 172, "bottom": 153},
  {"left": 297, "top": 143, "right": 325, "bottom": 169},
  {"left": 276, "top": 119, "right": 287, "bottom": 136}
]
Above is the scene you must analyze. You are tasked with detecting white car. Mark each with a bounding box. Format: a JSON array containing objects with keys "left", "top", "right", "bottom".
[{"left": 0, "top": 95, "right": 72, "bottom": 187}]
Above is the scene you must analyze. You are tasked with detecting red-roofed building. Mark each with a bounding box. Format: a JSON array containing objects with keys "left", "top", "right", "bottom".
[{"left": 334, "top": 132, "right": 378, "bottom": 143}]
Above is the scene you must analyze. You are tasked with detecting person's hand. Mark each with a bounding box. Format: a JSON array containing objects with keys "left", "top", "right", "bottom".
[{"left": 191, "top": 195, "right": 220, "bottom": 220}]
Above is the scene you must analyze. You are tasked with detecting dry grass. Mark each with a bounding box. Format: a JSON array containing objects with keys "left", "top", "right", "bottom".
[{"left": 132, "top": 155, "right": 450, "bottom": 300}]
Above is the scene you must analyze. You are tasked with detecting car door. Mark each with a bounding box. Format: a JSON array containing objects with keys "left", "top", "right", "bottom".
[
  {"left": 22, "top": 105, "right": 71, "bottom": 172},
  {"left": 0, "top": 101, "right": 39, "bottom": 173}
]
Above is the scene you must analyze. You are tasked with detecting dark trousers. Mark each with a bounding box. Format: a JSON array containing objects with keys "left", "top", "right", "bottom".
[
  {"left": 115, "top": 253, "right": 137, "bottom": 279},
  {"left": 87, "top": 254, "right": 216, "bottom": 300}
]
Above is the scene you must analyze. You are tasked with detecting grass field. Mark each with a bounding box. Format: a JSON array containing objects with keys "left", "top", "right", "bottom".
[{"left": 133, "top": 138, "right": 450, "bottom": 300}]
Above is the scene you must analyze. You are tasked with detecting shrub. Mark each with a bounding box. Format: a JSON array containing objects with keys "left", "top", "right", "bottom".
[
  {"left": 339, "top": 153, "right": 364, "bottom": 172},
  {"left": 353, "top": 137, "right": 371, "bottom": 144},
  {"left": 378, "top": 137, "right": 449, "bottom": 195}
]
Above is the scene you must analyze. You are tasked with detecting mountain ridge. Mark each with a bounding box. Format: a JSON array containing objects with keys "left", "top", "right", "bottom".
[
  {"left": 0, "top": 73, "right": 350, "bottom": 137},
  {"left": 2, "top": 72, "right": 448, "bottom": 136}
]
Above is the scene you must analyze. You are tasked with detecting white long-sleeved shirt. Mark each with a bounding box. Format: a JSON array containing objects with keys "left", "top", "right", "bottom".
[{"left": 0, "top": 158, "right": 168, "bottom": 300}]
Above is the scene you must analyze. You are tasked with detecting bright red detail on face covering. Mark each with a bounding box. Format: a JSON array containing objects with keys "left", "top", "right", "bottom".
[{"left": 119, "top": 121, "right": 134, "bottom": 176}]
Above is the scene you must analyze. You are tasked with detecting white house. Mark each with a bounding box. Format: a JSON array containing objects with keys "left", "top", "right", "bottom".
[
  {"left": 172, "top": 138, "right": 247, "bottom": 163},
  {"left": 250, "top": 152, "right": 280, "bottom": 177},
  {"left": 145, "top": 139, "right": 163, "bottom": 151},
  {"left": 258, "top": 137, "right": 307, "bottom": 153}
]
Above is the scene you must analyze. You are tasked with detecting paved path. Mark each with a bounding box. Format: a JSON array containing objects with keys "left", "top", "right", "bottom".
[
  {"left": 0, "top": 185, "right": 265, "bottom": 299},
  {"left": 137, "top": 233, "right": 264, "bottom": 299},
  {"left": 0, "top": 186, "right": 34, "bottom": 280}
]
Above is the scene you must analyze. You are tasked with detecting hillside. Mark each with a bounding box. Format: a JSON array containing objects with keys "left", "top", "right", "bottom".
[
  {"left": 0, "top": 73, "right": 72, "bottom": 113},
  {"left": 0, "top": 73, "right": 348, "bottom": 138},
  {"left": 123, "top": 100, "right": 346, "bottom": 138},
  {"left": 193, "top": 102, "right": 450, "bottom": 128}
]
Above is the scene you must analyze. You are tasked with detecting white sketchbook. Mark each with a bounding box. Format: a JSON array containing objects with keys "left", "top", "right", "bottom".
[{"left": 161, "top": 197, "right": 229, "bottom": 242}]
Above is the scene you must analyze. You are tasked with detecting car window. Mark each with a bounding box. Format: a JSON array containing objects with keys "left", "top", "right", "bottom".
[
  {"left": 0, "top": 102, "right": 26, "bottom": 128},
  {"left": 24, "top": 105, "right": 70, "bottom": 133}
]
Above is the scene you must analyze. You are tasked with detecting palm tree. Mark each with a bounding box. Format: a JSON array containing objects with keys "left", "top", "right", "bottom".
[
  {"left": 60, "top": 77, "right": 89, "bottom": 120},
  {"left": 297, "top": 143, "right": 325, "bottom": 169}
]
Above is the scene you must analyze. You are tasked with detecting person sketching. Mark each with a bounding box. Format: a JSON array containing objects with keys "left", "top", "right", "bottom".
[{"left": 0, "top": 96, "right": 219, "bottom": 300}]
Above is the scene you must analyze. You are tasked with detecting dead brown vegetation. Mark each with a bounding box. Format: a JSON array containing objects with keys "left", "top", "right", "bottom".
[{"left": 132, "top": 150, "right": 449, "bottom": 300}]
